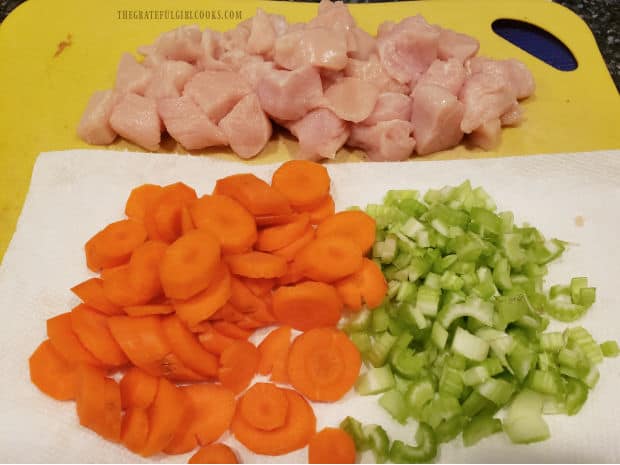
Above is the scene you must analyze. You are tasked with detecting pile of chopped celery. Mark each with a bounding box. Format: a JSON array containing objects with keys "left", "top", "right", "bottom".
[{"left": 340, "top": 182, "right": 618, "bottom": 463}]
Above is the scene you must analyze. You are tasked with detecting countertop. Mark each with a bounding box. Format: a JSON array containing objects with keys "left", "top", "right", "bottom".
[{"left": 1, "top": 0, "right": 618, "bottom": 89}]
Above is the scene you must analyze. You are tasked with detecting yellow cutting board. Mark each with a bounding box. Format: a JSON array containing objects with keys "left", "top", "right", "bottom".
[{"left": 0, "top": 0, "right": 619, "bottom": 260}]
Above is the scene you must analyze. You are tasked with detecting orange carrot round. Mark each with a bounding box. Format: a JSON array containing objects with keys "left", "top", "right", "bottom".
[
  {"left": 211, "top": 302, "right": 245, "bottom": 323},
  {"left": 239, "top": 382, "right": 288, "bottom": 431},
  {"left": 119, "top": 367, "right": 158, "bottom": 409},
  {"left": 197, "top": 322, "right": 236, "bottom": 356},
  {"left": 308, "top": 427, "right": 356, "bottom": 464},
  {"left": 258, "top": 325, "right": 292, "bottom": 384},
  {"left": 287, "top": 327, "right": 361, "bottom": 402},
  {"left": 103, "top": 378, "right": 122, "bottom": 443},
  {"left": 148, "top": 182, "right": 198, "bottom": 243},
  {"left": 335, "top": 277, "right": 363, "bottom": 312},
  {"left": 189, "top": 443, "right": 239, "bottom": 464},
  {"left": 181, "top": 204, "right": 195, "bottom": 234},
  {"left": 191, "top": 194, "right": 258, "bottom": 254},
  {"left": 231, "top": 387, "right": 316, "bottom": 456},
  {"left": 159, "top": 229, "right": 221, "bottom": 299},
  {"left": 337, "top": 257, "right": 387, "bottom": 310},
  {"left": 295, "top": 235, "right": 364, "bottom": 282},
  {"left": 70, "top": 278, "right": 123, "bottom": 316},
  {"left": 272, "top": 160, "right": 331, "bottom": 208},
  {"left": 102, "top": 264, "right": 153, "bottom": 307},
  {"left": 85, "top": 219, "right": 148, "bottom": 272},
  {"left": 241, "top": 277, "right": 276, "bottom": 297},
  {"left": 46, "top": 312, "right": 103, "bottom": 367},
  {"left": 123, "top": 304, "right": 174, "bottom": 317},
  {"left": 256, "top": 213, "right": 310, "bottom": 252},
  {"left": 218, "top": 340, "right": 260, "bottom": 394},
  {"left": 125, "top": 184, "right": 164, "bottom": 222},
  {"left": 272, "top": 281, "right": 343, "bottom": 331},
  {"left": 212, "top": 321, "right": 253, "bottom": 340},
  {"left": 226, "top": 251, "right": 287, "bottom": 279},
  {"left": 128, "top": 240, "right": 168, "bottom": 301},
  {"left": 255, "top": 213, "right": 298, "bottom": 227},
  {"left": 229, "top": 276, "right": 269, "bottom": 314},
  {"left": 121, "top": 407, "right": 149, "bottom": 454},
  {"left": 297, "top": 194, "right": 335, "bottom": 225},
  {"left": 272, "top": 225, "right": 315, "bottom": 262},
  {"left": 214, "top": 173, "right": 291, "bottom": 216},
  {"left": 316, "top": 210, "right": 376, "bottom": 254},
  {"left": 76, "top": 365, "right": 121, "bottom": 442},
  {"left": 29, "top": 340, "right": 76, "bottom": 401}
]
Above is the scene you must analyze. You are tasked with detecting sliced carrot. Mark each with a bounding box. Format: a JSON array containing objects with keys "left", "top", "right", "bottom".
[
  {"left": 141, "top": 377, "right": 189, "bottom": 456},
  {"left": 257, "top": 326, "right": 292, "bottom": 384},
  {"left": 297, "top": 194, "right": 335, "bottom": 225},
  {"left": 164, "top": 384, "right": 236, "bottom": 455},
  {"left": 236, "top": 315, "right": 267, "bottom": 330},
  {"left": 198, "top": 322, "right": 236, "bottom": 355},
  {"left": 294, "top": 235, "right": 364, "bottom": 282},
  {"left": 287, "top": 327, "right": 361, "bottom": 402},
  {"left": 161, "top": 315, "right": 219, "bottom": 378},
  {"left": 230, "top": 276, "right": 268, "bottom": 314},
  {"left": 125, "top": 184, "right": 164, "bottom": 222},
  {"left": 272, "top": 281, "right": 343, "bottom": 331},
  {"left": 124, "top": 304, "right": 175, "bottom": 317},
  {"left": 231, "top": 387, "right": 316, "bottom": 456},
  {"left": 225, "top": 251, "right": 287, "bottom": 279},
  {"left": 278, "top": 260, "right": 306, "bottom": 286},
  {"left": 211, "top": 302, "right": 245, "bottom": 323},
  {"left": 121, "top": 407, "right": 149, "bottom": 454},
  {"left": 239, "top": 382, "right": 288, "bottom": 431},
  {"left": 336, "top": 258, "right": 387, "bottom": 311},
  {"left": 160, "top": 353, "right": 207, "bottom": 382},
  {"left": 240, "top": 277, "right": 276, "bottom": 297},
  {"left": 212, "top": 321, "right": 253, "bottom": 340},
  {"left": 189, "top": 443, "right": 239, "bottom": 464},
  {"left": 218, "top": 340, "right": 260, "bottom": 394},
  {"left": 70, "top": 278, "right": 123, "bottom": 316},
  {"left": 271, "top": 160, "right": 331, "bottom": 208},
  {"left": 119, "top": 367, "right": 158, "bottom": 409},
  {"left": 29, "top": 340, "right": 76, "bottom": 401},
  {"left": 255, "top": 213, "right": 298, "bottom": 227},
  {"left": 102, "top": 264, "right": 153, "bottom": 307},
  {"left": 70, "top": 304, "right": 129, "bottom": 367},
  {"left": 181, "top": 205, "right": 195, "bottom": 234},
  {"left": 85, "top": 219, "right": 148, "bottom": 272},
  {"left": 127, "top": 240, "right": 168, "bottom": 301},
  {"left": 250, "top": 300, "right": 277, "bottom": 325},
  {"left": 272, "top": 225, "right": 315, "bottom": 262},
  {"left": 159, "top": 229, "right": 221, "bottom": 299},
  {"left": 173, "top": 262, "right": 231, "bottom": 327},
  {"left": 308, "top": 427, "right": 356, "bottom": 464},
  {"left": 47, "top": 312, "right": 103, "bottom": 367},
  {"left": 256, "top": 213, "right": 310, "bottom": 252},
  {"left": 149, "top": 182, "right": 198, "bottom": 243},
  {"left": 75, "top": 364, "right": 107, "bottom": 439},
  {"left": 103, "top": 377, "right": 122, "bottom": 443},
  {"left": 316, "top": 210, "right": 376, "bottom": 254},
  {"left": 335, "top": 277, "right": 363, "bottom": 312},
  {"left": 214, "top": 173, "right": 291, "bottom": 216},
  {"left": 191, "top": 194, "right": 258, "bottom": 254}
]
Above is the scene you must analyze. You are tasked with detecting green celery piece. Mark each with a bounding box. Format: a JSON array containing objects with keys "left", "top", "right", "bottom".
[
  {"left": 565, "top": 378, "right": 589, "bottom": 415},
  {"left": 440, "top": 270, "right": 464, "bottom": 291},
  {"left": 381, "top": 236, "right": 398, "bottom": 263},
  {"left": 340, "top": 417, "right": 370, "bottom": 451},
  {"left": 398, "top": 198, "right": 428, "bottom": 219},
  {"left": 407, "top": 256, "right": 432, "bottom": 282},
  {"left": 462, "top": 365, "right": 491, "bottom": 386},
  {"left": 579, "top": 287, "right": 596, "bottom": 308},
  {"left": 429, "top": 203, "right": 470, "bottom": 228},
  {"left": 503, "top": 414, "right": 550, "bottom": 444},
  {"left": 371, "top": 306, "right": 390, "bottom": 333},
  {"left": 366, "top": 204, "right": 407, "bottom": 229},
  {"left": 389, "top": 423, "right": 437, "bottom": 464},
  {"left": 473, "top": 267, "right": 499, "bottom": 299},
  {"left": 400, "top": 217, "right": 426, "bottom": 239},
  {"left": 462, "top": 390, "right": 496, "bottom": 418},
  {"left": 538, "top": 352, "right": 558, "bottom": 372},
  {"left": 476, "top": 378, "right": 515, "bottom": 405},
  {"left": 601, "top": 340, "right": 620, "bottom": 357},
  {"left": 391, "top": 348, "right": 427, "bottom": 379},
  {"left": 450, "top": 260, "right": 477, "bottom": 275},
  {"left": 462, "top": 414, "right": 502, "bottom": 447},
  {"left": 494, "top": 293, "right": 529, "bottom": 330},
  {"left": 395, "top": 281, "right": 417, "bottom": 303},
  {"left": 501, "top": 233, "right": 527, "bottom": 268},
  {"left": 564, "top": 326, "right": 604, "bottom": 365},
  {"left": 439, "top": 365, "right": 464, "bottom": 398},
  {"left": 437, "top": 297, "right": 495, "bottom": 328},
  {"left": 433, "top": 254, "right": 458, "bottom": 274},
  {"left": 405, "top": 379, "right": 435, "bottom": 411},
  {"left": 583, "top": 365, "right": 600, "bottom": 388},
  {"left": 431, "top": 322, "right": 449, "bottom": 350},
  {"left": 356, "top": 366, "right": 396, "bottom": 395},
  {"left": 493, "top": 257, "right": 512, "bottom": 291},
  {"left": 570, "top": 277, "right": 589, "bottom": 304},
  {"left": 394, "top": 373, "right": 413, "bottom": 394},
  {"left": 557, "top": 347, "right": 590, "bottom": 376},
  {"left": 363, "top": 424, "right": 390, "bottom": 463},
  {"left": 385, "top": 189, "right": 420, "bottom": 205},
  {"left": 367, "top": 332, "right": 398, "bottom": 367},
  {"left": 342, "top": 308, "right": 371, "bottom": 333},
  {"left": 349, "top": 332, "right": 371, "bottom": 354},
  {"left": 436, "top": 415, "right": 467, "bottom": 443},
  {"left": 451, "top": 327, "right": 490, "bottom": 362},
  {"left": 499, "top": 211, "right": 514, "bottom": 233},
  {"left": 549, "top": 284, "right": 570, "bottom": 299},
  {"left": 387, "top": 280, "right": 401, "bottom": 299},
  {"left": 470, "top": 207, "right": 501, "bottom": 235},
  {"left": 539, "top": 332, "right": 565, "bottom": 352},
  {"left": 454, "top": 233, "right": 484, "bottom": 261},
  {"left": 424, "top": 272, "right": 442, "bottom": 290},
  {"left": 480, "top": 357, "right": 504, "bottom": 376},
  {"left": 528, "top": 370, "right": 564, "bottom": 397},
  {"left": 416, "top": 285, "right": 441, "bottom": 316},
  {"left": 379, "top": 389, "right": 409, "bottom": 424},
  {"left": 508, "top": 343, "right": 536, "bottom": 382}
]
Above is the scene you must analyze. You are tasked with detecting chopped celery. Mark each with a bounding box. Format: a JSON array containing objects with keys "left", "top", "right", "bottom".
[
  {"left": 340, "top": 417, "right": 369, "bottom": 451},
  {"left": 372, "top": 306, "right": 391, "bottom": 333},
  {"left": 565, "top": 379, "right": 589, "bottom": 415},
  {"left": 431, "top": 322, "right": 449, "bottom": 349},
  {"left": 389, "top": 423, "right": 437, "bottom": 464},
  {"left": 356, "top": 366, "right": 396, "bottom": 395},
  {"left": 540, "top": 332, "right": 565, "bottom": 353},
  {"left": 379, "top": 389, "right": 409, "bottom": 424},
  {"left": 349, "top": 332, "right": 371, "bottom": 354},
  {"left": 406, "top": 379, "right": 435, "bottom": 411},
  {"left": 364, "top": 424, "right": 390, "bottom": 463},
  {"left": 452, "top": 327, "right": 490, "bottom": 362},
  {"left": 437, "top": 297, "right": 495, "bottom": 328},
  {"left": 367, "top": 332, "right": 398, "bottom": 367},
  {"left": 601, "top": 340, "right": 620, "bottom": 357},
  {"left": 463, "top": 414, "right": 502, "bottom": 446},
  {"left": 436, "top": 416, "right": 466, "bottom": 443},
  {"left": 477, "top": 378, "right": 515, "bottom": 405}
]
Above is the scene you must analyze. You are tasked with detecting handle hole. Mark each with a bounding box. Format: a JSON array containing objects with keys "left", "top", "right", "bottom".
[{"left": 492, "top": 18, "right": 578, "bottom": 71}]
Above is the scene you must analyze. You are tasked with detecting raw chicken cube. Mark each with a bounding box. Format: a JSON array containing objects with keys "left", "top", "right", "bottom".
[
  {"left": 377, "top": 15, "right": 440, "bottom": 84},
  {"left": 184, "top": 70, "right": 252, "bottom": 123},
  {"left": 158, "top": 96, "right": 227, "bottom": 150},
  {"left": 467, "top": 57, "right": 535, "bottom": 100},
  {"left": 469, "top": 118, "right": 502, "bottom": 150},
  {"left": 198, "top": 29, "right": 229, "bottom": 71},
  {"left": 114, "top": 53, "right": 153, "bottom": 95},
  {"left": 269, "top": 13, "right": 289, "bottom": 37},
  {"left": 257, "top": 66, "right": 324, "bottom": 120},
  {"left": 247, "top": 8, "right": 277, "bottom": 56},
  {"left": 150, "top": 25, "right": 203, "bottom": 63},
  {"left": 77, "top": 90, "right": 118, "bottom": 145},
  {"left": 218, "top": 93, "right": 272, "bottom": 159},
  {"left": 349, "top": 27, "right": 377, "bottom": 60},
  {"left": 345, "top": 56, "right": 410, "bottom": 93},
  {"left": 500, "top": 102, "right": 523, "bottom": 126},
  {"left": 144, "top": 60, "right": 197, "bottom": 100},
  {"left": 437, "top": 28, "right": 480, "bottom": 63},
  {"left": 220, "top": 25, "right": 251, "bottom": 54},
  {"left": 274, "top": 27, "right": 348, "bottom": 71},
  {"left": 324, "top": 77, "right": 380, "bottom": 123},
  {"left": 348, "top": 120, "right": 416, "bottom": 161},
  {"left": 415, "top": 58, "right": 466, "bottom": 96},
  {"left": 109, "top": 93, "right": 161, "bottom": 151},
  {"left": 288, "top": 108, "right": 350, "bottom": 160},
  {"left": 411, "top": 83, "right": 464, "bottom": 155},
  {"left": 239, "top": 57, "right": 276, "bottom": 90},
  {"left": 363, "top": 92, "right": 412, "bottom": 126}
]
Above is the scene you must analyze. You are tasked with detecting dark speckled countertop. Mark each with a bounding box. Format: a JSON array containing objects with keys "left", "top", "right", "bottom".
[{"left": 1, "top": 0, "right": 618, "bottom": 90}]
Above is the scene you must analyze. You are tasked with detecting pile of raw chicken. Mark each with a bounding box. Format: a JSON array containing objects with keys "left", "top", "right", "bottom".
[{"left": 78, "top": 0, "right": 535, "bottom": 161}]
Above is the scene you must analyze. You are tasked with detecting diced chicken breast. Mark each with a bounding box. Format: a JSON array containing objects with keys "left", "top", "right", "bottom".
[
  {"left": 348, "top": 120, "right": 416, "bottom": 161},
  {"left": 288, "top": 108, "right": 350, "bottom": 160},
  {"left": 345, "top": 56, "right": 410, "bottom": 94},
  {"left": 310, "top": 0, "right": 357, "bottom": 53},
  {"left": 500, "top": 102, "right": 523, "bottom": 126},
  {"left": 198, "top": 29, "right": 229, "bottom": 71},
  {"left": 349, "top": 27, "right": 377, "bottom": 60},
  {"left": 437, "top": 28, "right": 480, "bottom": 63},
  {"left": 324, "top": 77, "right": 380, "bottom": 123},
  {"left": 274, "top": 27, "right": 349, "bottom": 71},
  {"left": 321, "top": 69, "right": 345, "bottom": 90},
  {"left": 144, "top": 61, "right": 197, "bottom": 100},
  {"left": 459, "top": 69, "right": 516, "bottom": 134},
  {"left": 158, "top": 96, "right": 227, "bottom": 150},
  {"left": 377, "top": 15, "right": 440, "bottom": 84},
  {"left": 411, "top": 83, "right": 464, "bottom": 155},
  {"left": 239, "top": 57, "right": 276, "bottom": 90},
  {"left": 467, "top": 57, "right": 535, "bottom": 100},
  {"left": 247, "top": 8, "right": 276, "bottom": 56},
  {"left": 151, "top": 25, "right": 203, "bottom": 63},
  {"left": 114, "top": 53, "right": 153, "bottom": 95},
  {"left": 469, "top": 118, "right": 502, "bottom": 150},
  {"left": 184, "top": 70, "right": 252, "bottom": 123},
  {"left": 220, "top": 25, "right": 251, "bottom": 53},
  {"left": 269, "top": 13, "right": 289, "bottom": 37},
  {"left": 218, "top": 93, "right": 272, "bottom": 159},
  {"left": 77, "top": 90, "right": 118, "bottom": 145},
  {"left": 377, "top": 21, "right": 396, "bottom": 38},
  {"left": 109, "top": 93, "right": 161, "bottom": 151},
  {"left": 363, "top": 92, "right": 412, "bottom": 125},
  {"left": 257, "top": 66, "right": 324, "bottom": 120},
  {"left": 415, "top": 58, "right": 466, "bottom": 96}
]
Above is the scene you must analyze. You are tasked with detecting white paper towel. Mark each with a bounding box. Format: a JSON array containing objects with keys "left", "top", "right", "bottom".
[{"left": 0, "top": 149, "right": 619, "bottom": 463}]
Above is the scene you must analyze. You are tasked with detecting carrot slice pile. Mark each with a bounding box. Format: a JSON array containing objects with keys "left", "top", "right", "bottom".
[
  {"left": 29, "top": 159, "right": 389, "bottom": 462},
  {"left": 308, "top": 427, "right": 357, "bottom": 464}
]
